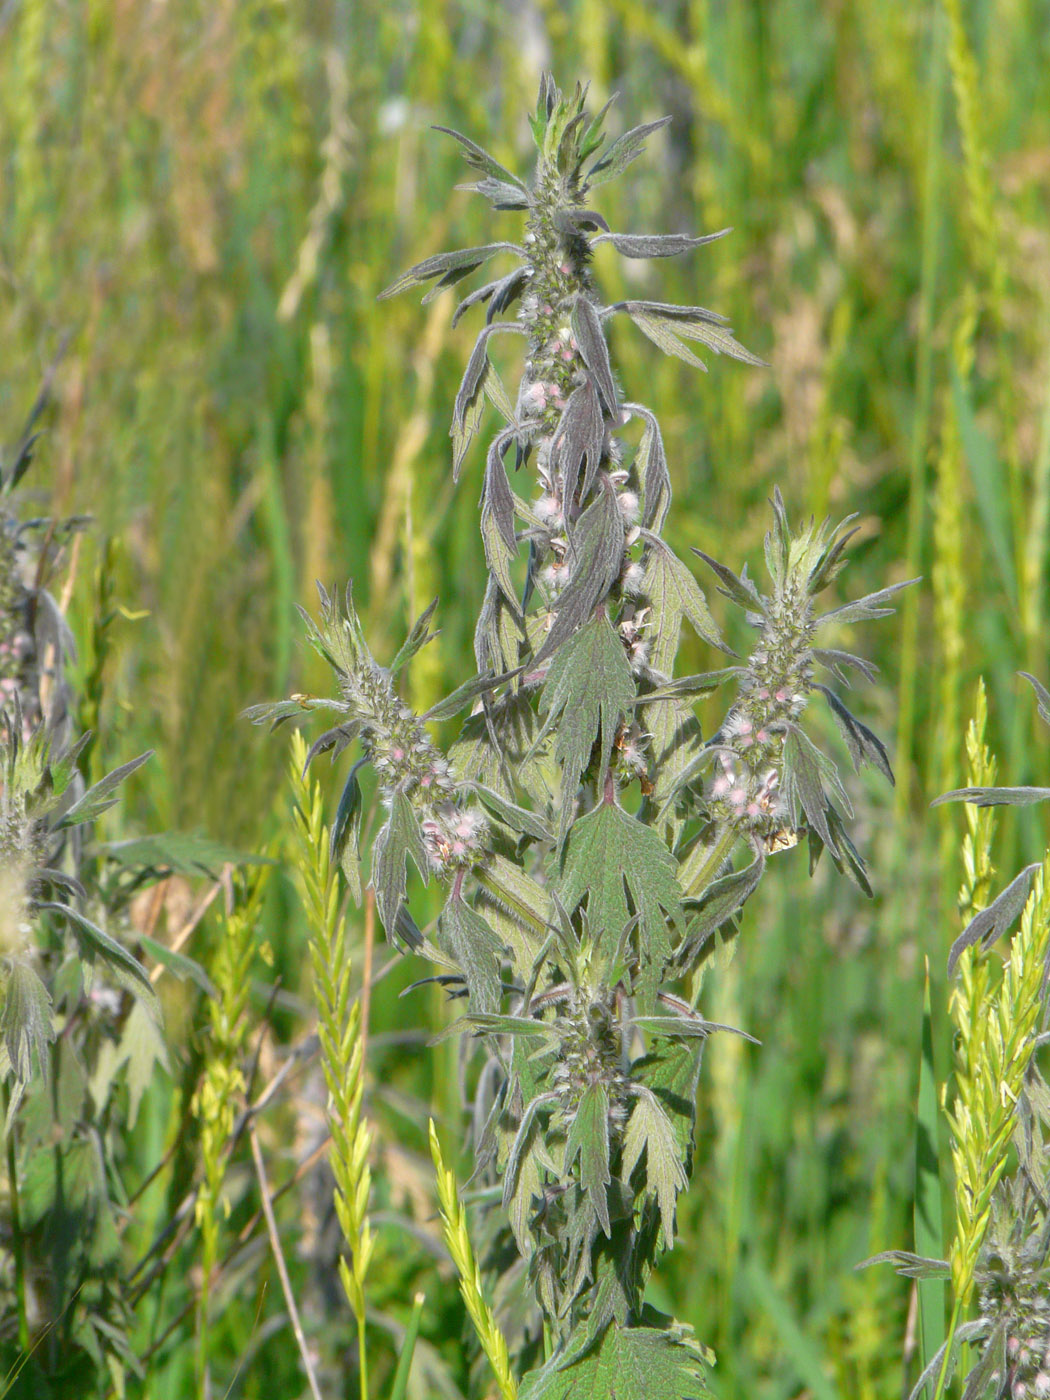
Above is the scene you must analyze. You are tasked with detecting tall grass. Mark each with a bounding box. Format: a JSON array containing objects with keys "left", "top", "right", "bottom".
[{"left": 1, "top": 1, "right": 1048, "bottom": 1396}]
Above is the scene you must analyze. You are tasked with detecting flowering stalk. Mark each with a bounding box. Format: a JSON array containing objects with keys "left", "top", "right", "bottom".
[{"left": 251, "top": 76, "right": 901, "bottom": 1394}]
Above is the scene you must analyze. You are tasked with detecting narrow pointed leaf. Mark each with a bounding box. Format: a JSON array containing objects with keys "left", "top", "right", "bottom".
[
  {"left": 572, "top": 296, "right": 618, "bottom": 417},
  {"left": 592, "top": 230, "right": 730, "bottom": 258}
]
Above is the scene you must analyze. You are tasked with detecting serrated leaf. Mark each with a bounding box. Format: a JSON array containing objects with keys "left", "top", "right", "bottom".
[
  {"left": 552, "top": 378, "right": 605, "bottom": 520},
  {"left": 572, "top": 296, "right": 618, "bottom": 418},
  {"left": 535, "top": 614, "right": 634, "bottom": 836},
  {"left": 564, "top": 1081, "right": 612, "bottom": 1235},
  {"left": 474, "top": 852, "right": 552, "bottom": 939},
  {"left": 641, "top": 535, "right": 727, "bottom": 655},
  {"left": 519, "top": 1320, "right": 710, "bottom": 1400},
  {"left": 432, "top": 125, "right": 526, "bottom": 191},
  {"left": 535, "top": 482, "right": 625, "bottom": 664},
  {"left": 467, "top": 782, "right": 552, "bottom": 840},
  {"left": 378, "top": 242, "right": 525, "bottom": 301},
  {"left": 482, "top": 434, "right": 518, "bottom": 553},
  {"left": 691, "top": 546, "right": 765, "bottom": 611},
  {"left": 817, "top": 578, "right": 916, "bottom": 627},
  {"left": 56, "top": 750, "right": 152, "bottom": 829},
  {"left": 592, "top": 229, "right": 730, "bottom": 258},
  {"left": 420, "top": 667, "right": 516, "bottom": 722},
  {"left": 815, "top": 685, "right": 894, "bottom": 784},
  {"left": 812, "top": 647, "right": 879, "bottom": 685},
  {"left": 858, "top": 1251, "right": 950, "bottom": 1281},
  {"left": 1, "top": 959, "right": 55, "bottom": 1085},
  {"left": 371, "top": 791, "right": 429, "bottom": 943},
  {"left": 585, "top": 116, "right": 672, "bottom": 187},
  {"left": 558, "top": 802, "right": 682, "bottom": 996},
  {"left": 780, "top": 727, "right": 849, "bottom": 854},
  {"left": 622, "top": 1087, "right": 687, "bottom": 1249},
  {"left": 388, "top": 598, "right": 439, "bottom": 676},
  {"left": 626, "top": 308, "right": 708, "bottom": 370},
  {"left": 437, "top": 894, "right": 503, "bottom": 1014},
  {"left": 37, "top": 902, "right": 159, "bottom": 1018},
  {"left": 673, "top": 849, "right": 765, "bottom": 971}
]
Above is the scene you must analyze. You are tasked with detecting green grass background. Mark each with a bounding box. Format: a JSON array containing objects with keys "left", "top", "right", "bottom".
[{"left": 3, "top": 0, "right": 1049, "bottom": 1395}]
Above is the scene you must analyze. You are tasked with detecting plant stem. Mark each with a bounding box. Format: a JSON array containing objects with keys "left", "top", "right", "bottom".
[
  {"left": 5, "top": 1104, "right": 30, "bottom": 1353},
  {"left": 931, "top": 1295, "right": 963, "bottom": 1400}
]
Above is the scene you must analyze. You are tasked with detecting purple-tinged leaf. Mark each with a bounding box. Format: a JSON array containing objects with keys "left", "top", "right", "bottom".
[
  {"left": 302, "top": 723, "right": 356, "bottom": 774},
  {"left": 372, "top": 790, "right": 429, "bottom": 945},
  {"left": 432, "top": 125, "right": 526, "bottom": 191},
  {"left": 592, "top": 229, "right": 730, "bottom": 258},
  {"left": 586, "top": 116, "right": 671, "bottom": 187},
  {"left": 818, "top": 578, "right": 918, "bottom": 626},
  {"left": 553, "top": 378, "right": 605, "bottom": 520},
  {"left": 691, "top": 547, "right": 765, "bottom": 612},
  {"left": 572, "top": 295, "right": 619, "bottom": 418},
  {"left": 330, "top": 756, "right": 367, "bottom": 900},
  {"left": 946, "top": 864, "right": 1041, "bottom": 976},
  {"left": 378, "top": 242, "right": 525, "bottom": 301},
  {"left": 624, "top": 404, "right": 670, "bottom": 531},
  {"left": 812, "top": 648, "right": 879, "bottom": 685},
  {"left": 483, "top": 435, "right": 518, "bottom": 552},
  {"left": 816, "top": 685, "right": 894, "bottom": 784},
  {"left": 451, "top": 267, "right": 529, "bottom": 329},
  {"left": 556, "top": 207, "right": 610, "bottom": 234},
  {"left": 535, "top": 482, "right": 625, "bottom": 663}
]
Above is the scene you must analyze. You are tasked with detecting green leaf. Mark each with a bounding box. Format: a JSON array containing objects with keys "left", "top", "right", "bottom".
[
  {"left": 640, "top": 535, "right": 727, "bottom": 656},
  {"left": 388, "top": 598, "right": 439, "bottom": 676},
  {"left": 536, "top": 613, "right": 634, "bottom": 838},
  {"left": 519, "top": 1320, "right": 710, "bottom": 1400},
  {"left": 330, "top": 757, "right": 366, "bottom": 902},
  {"left": 55, "top": 750, "right": 153, "bottom": 829},
  {"left": 1, "top": 959, "right": 55, "bottom": 1085},
  {"left": 89, "top": 998, "right": 169, "bottom": 1127},
  {"left": 585, "top": 116, "right": 672, "bottom": 187},
  {"left": 103, "top": 831, "right": 269, "bottom": 877},
  {"left": 632, "top": 1038, "right": 703, "bottom": 1165},
  {"left": 437, "top": 893, "right": 503, "bottom": 1014},
  {"left": 432, "top": 125, "right": 526, "bottom": 191},
  {"left": 558, "top": 803, "right": 683, "bottom": 999},
  {"left": 564, "top": 1082, "right": 612, "bottom": 1235},
  {"left": 467, "top": 782, "right": 552, "bottom": 840},
  {"left": 371, "top": 790, "right": 429, "bottom": 942},
  {"left": 38, "top": 902, "right": 159, "bottom": 1018},
  {"left": 622, "top": 1087, "right": 687, "bottom": 1249},
  {"left": 138, "top": 935, "right": 217, "bottom": 998}
]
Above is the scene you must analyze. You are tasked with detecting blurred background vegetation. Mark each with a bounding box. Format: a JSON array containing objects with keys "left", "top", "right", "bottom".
[{"left": 2, "top": 0, "right": 1049, "bottom": 1396}]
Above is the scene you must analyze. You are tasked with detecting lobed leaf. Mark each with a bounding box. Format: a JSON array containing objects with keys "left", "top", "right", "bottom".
[
  {"left": 378, "top": 242, "right": 525, "bottom": 301},
  {"left": 571, "top": 296, "right": 619, "bottom": 418},
  {"left": 585, "top": 117, "right": 672, "bottom": 187}
]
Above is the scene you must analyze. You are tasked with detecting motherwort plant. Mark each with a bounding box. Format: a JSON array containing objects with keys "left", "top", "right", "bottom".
[{"left": 251, "top": 77, "right": 907, "bottom": 1395}]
